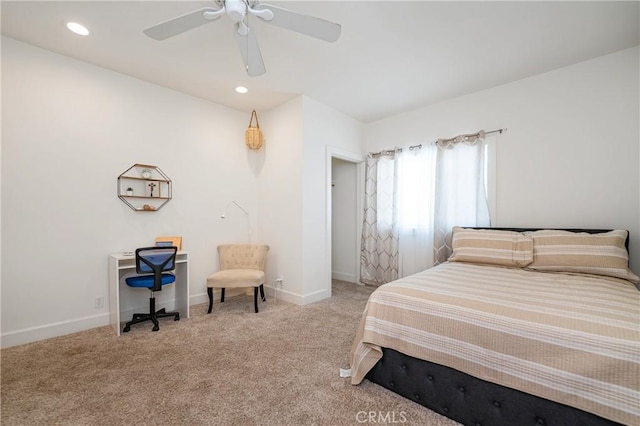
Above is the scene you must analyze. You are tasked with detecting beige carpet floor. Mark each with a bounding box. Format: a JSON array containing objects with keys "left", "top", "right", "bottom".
[{"left": 1, "top": 280, "right": 458, "bottom": 426}]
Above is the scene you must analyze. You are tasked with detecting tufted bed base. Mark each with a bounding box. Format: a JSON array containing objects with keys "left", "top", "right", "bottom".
[{"left": 366, "top": 347, "right": 621, "bottom": 426}]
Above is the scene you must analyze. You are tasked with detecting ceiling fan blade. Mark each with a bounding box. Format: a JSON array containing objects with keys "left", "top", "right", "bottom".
[
  {"left": 144, "top": 7, "right": 222, "bottom": 40},
  {"left": 234, "top": 23, "right": 266, "bottom": 77},
  {"left": 252, "top": 4, "right": 341, "bottom": 42}
]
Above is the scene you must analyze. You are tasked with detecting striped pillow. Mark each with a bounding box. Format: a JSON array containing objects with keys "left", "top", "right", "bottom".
[
  {"left": 527, "top": 229, "right": 639, "bottom": 283},
  {"left": 449, "top": 227, "right": 533, "bottom": 267}
]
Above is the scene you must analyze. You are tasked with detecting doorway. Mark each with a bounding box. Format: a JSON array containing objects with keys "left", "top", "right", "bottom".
[
  {"left": 331, "top": 158, "right": 358, "bottom": 283},
  {"left": 325, "top": 146, "right": 364, "bottom": 294}
]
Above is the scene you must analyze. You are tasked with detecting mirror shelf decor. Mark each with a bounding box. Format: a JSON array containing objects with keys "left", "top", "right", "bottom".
[{"left": 117, "top": 164, "right": 172, "bottom": 211}]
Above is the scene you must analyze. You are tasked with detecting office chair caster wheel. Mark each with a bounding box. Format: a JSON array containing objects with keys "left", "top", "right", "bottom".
[
  {"left": 174, "top": 315, "right": 180, "bottom": 321},
  {"left": 123, "top": 326, "right": 130, "bottom": 333},
  {"left": 152, "top": 325, "right": 159, "bottom": 332}
]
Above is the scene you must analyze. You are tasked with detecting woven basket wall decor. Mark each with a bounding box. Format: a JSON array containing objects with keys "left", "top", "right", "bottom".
[{"left": 245, "top": 110, "right": 264, "bottom": 150}]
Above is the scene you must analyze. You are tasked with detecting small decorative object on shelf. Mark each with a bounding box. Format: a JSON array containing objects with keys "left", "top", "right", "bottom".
[
  {"left": 117, "top": 163, "right": 172, "bottom": 211},
  {"left": 146, "top": 182, "right": 157, "bottom": 197}
]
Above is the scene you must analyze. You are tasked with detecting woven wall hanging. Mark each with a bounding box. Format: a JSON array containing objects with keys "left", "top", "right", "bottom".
[{"left": 245, "top": 110, "right": 263, "bottom": 150}]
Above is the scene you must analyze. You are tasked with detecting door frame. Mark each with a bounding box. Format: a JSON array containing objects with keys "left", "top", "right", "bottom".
[{"left": 325, "top": 146, "right": 365, "bottom": 296}]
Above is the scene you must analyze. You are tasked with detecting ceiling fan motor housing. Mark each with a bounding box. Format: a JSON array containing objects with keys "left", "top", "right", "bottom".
[
  {"left": 225, "top": 0, "right": 247, "bottom": 23},
  {"left": 144, "top": 0, "right": 341, "bottom": 76}
]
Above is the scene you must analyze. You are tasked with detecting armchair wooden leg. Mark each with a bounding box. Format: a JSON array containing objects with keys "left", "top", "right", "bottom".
[
  {"left": 259, "top": 283, "right": 266, "bottom": 302},
  {"left": 207, "top": 287, "right": 214, "bottom": 314},
  {"left": 221, "top": 288, "right": 225, "bottom": 303},
  {"left": 254, "top": 287, "right": 259, "bottom": 313}
]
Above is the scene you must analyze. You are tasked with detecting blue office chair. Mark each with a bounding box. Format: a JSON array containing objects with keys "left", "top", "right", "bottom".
[{"left": 123, "top": 246, "right": 180, "bottom": 332}]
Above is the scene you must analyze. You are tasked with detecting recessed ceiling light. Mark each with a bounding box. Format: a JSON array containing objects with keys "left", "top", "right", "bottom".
[
  {"left": 66, "top": 22, "right": 90, "bottom": 36},
  {"left": 235, "top": 86, "right": 248, "bottom": 94}
]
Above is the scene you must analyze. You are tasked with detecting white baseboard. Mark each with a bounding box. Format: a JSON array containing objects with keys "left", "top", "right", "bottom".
[
  {"left": 331, "top": 271, "right": 357, "bottom": 283},
  {"left": 1, "top": 312, "right": 110, "bottom": 349},
  {"left": 265, "top": 285, "right": 329, "bottom": 305},
  {"left": 190, "top": 292, "right": 209, "bottom": 306},
  {"left": 1, "top": 297, "right": 196, "bottom": 349},
  {"left": 2, "top": 287, "right": 332, "bottom": 348}
]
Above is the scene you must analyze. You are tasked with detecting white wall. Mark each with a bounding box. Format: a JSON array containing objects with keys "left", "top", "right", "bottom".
[
  {"left": 331, "top": 158, "right": 358, "bottom": 282},
  {"left": 1, "top": 37, "right": 258, "bottom": 346},
  {"left": 365, "top": 47, "right": 640, "bottom": 272},
  {"left": 301, "top": 97, "right": 364, "bottom": 300},
  {"left": 258, "top": 96, "right": 365, "bottom": 304},
  {"left": 257, "top": 97, "right": 305, "bottom": 301}
]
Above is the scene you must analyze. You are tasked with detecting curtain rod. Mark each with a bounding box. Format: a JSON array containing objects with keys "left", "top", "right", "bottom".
[
  {"left": 436, "top": 127, "right": 507, "bottom": 146},
  {"left": 481, "top": 128, "right": 506, "bottom": 137},
  {"left": 368, "top": 127, "right": 507, "bottom": 157}
]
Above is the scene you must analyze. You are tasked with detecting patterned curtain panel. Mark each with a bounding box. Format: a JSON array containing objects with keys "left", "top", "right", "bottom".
[
  {"left": 360, "top": 153, "right": 399, "bottom": 286},
  {"left": 433, "top": 136, "right": 491, "bottom": 264}
]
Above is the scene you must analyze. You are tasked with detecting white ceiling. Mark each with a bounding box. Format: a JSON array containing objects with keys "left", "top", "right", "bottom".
[{"left": 2, "top": 1, "right": 639, "bottom": 123}]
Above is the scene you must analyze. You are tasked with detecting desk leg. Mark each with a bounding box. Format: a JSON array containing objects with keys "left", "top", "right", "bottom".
[
  {"left": 175, "top": 261, "right": 190, "bottom": 319},
  {"left": 108, "top": 257, "right": 121, "bottom": 336}
]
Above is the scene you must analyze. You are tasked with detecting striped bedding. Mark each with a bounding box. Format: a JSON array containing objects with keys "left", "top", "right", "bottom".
[{"left": 350, "top": 262, "right": 640, "bottom": 425}]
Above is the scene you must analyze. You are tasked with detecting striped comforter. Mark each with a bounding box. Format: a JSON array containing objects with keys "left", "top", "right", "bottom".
[{"left": 350, "top": 262, "right": 640, "bottom": 425}]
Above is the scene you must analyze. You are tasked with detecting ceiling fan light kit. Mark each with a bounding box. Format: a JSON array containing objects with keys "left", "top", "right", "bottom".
[{"left": 143, "top": 0, "right": 341, "bottom": 77}]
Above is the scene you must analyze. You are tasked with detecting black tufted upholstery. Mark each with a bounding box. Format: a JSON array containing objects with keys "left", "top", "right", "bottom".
[{"left": 366, "top": 348, "right": 622, "bottom": 426}]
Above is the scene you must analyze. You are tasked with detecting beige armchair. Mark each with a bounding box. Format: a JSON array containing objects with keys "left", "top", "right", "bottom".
[{"left": 206, "top": 244, "right": 270, "bottom": 313}]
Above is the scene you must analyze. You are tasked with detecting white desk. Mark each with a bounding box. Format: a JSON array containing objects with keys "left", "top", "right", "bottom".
[{"left": 108, "top": 251, "right": 189, "bottom": 336}]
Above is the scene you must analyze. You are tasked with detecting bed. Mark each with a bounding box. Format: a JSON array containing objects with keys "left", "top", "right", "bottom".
[{"left": 350, "top": 228, "right": 639, "bottom": 426}]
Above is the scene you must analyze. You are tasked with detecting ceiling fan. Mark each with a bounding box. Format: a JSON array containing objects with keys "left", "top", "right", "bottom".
[{"left": 143, "top": 0, "right": 341, "bottom": 77}]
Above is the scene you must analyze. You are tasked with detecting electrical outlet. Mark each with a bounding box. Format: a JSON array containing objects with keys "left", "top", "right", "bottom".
[
  {"left": 274, "top": 276, "right": 284, "bottom": 287},
  {"left": 94, "top": 296, "right": 105, "bottom": 309}
]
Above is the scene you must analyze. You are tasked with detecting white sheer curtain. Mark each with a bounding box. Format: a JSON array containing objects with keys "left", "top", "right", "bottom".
[
  {"left": 360, "top": 131, "right": 492, "bottom": 285},
  {"left": 433, "top": 137, "right": 491, "bottom": 264},
  {"left": 397, "top": 145, "right": 437, "bottom": 276},
  {"left": 360, "top": 152, "right": 400, "bottom": 286}
]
